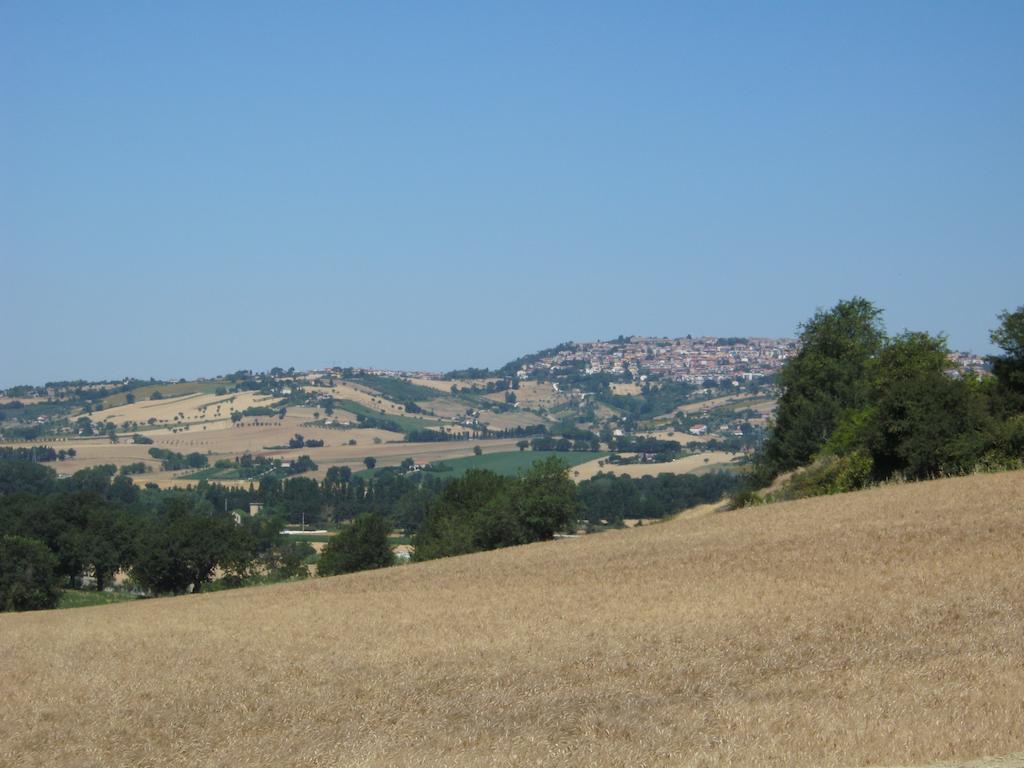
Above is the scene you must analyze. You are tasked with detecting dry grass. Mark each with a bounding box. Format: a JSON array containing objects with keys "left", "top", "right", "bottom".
[
  {"left": 90, "top": 390, "right": 278, "bottom": 426},
  {"left": 571, "top": 450, "right": 740, "bottom": 481},
  {"left": 407, "top": 377, "right": 504, "bottom": 393},
  {"left": 3, "top": 472, "right": 1024, "bottom": 767},
  {"left": 668, "top": 395, "right": 777, "bottom": 418},
  {"left": 610, "top": 382, "right": 644, "bottom": 396}
]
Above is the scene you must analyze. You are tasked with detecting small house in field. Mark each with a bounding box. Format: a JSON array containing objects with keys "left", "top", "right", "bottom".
[
  {"left": 689, "top": 424, "right": 708, "bottom": 436},
  {"left": 249, "top": 502, "right": 263, "bottom": 517}
]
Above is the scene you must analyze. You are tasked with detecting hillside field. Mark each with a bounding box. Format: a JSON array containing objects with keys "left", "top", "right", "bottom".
[
  {"left": 570, "top": 450, "right": 741, "bottom": 481},
  {"left": 3, "top": 471, "right": 1023, "bottom": 767},
  {"left": 360, "top": 449, "right": 609, "bottom": 479}
]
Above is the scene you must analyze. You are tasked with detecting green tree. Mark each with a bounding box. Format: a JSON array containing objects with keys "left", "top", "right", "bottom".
[
  {"left": 363, "top": 457, "right": 377, "bottom": 470},
  {"left": 477, "top": 456, "right": 578, "bottom": 548},
  {"left": 414, "top": 458, "right": 577, "bottom": 560},
  {"left": 0, "top": 535, "right": 62, "bottom": 612},
  {"left": 989, "top": 305, "right": 1024, "bottom": 414},
  {"left": 325, "top": 465, "right": 352, "bottom": 488},
  {"left": 318, "top": 514, "right": 394, "bottom": 576},
  {"left": 67, "top": 465, "right": 117, "bottom": 496},
  {"left": 761, "top": 297, "right": 886, "bottom": 478},
  {"left": 76, "top": 504, "right": 136, "bottom": 591},
  {"left": 131, "top": 496, "right": 248, "bottom": 595},
  {"left": 0, "top": 460, "right": 57, "bottom": 496},
  {"left": 861, "top": 332, "right": 986, "bottom": 480},
  {"left": 413, "top": 470, "right": 510, "bottom": 560},
  {"left": 281, "top": 476, "right": 323, "bottom": 527}
]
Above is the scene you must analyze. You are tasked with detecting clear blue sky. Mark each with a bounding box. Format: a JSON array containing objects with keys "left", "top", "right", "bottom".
[{"left": 2, "top": 2, "right": 1022, "bottom": 387}]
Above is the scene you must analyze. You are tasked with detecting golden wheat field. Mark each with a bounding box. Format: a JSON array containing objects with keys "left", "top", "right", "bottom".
[{"left": 3, "top": 471, "right": 1024, "bottom": 767}]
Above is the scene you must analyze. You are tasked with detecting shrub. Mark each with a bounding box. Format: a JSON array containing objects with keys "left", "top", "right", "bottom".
[
  {"left": 0, "top": 535, "right": 62, "bottom": 612},
  {"left": 318, "top": 514, "right": 393, "bottom": 576}
]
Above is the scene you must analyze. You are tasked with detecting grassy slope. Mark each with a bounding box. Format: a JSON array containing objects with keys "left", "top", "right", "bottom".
[{"left": 3, "top": 471, "right": 1024, "bottom": 767}]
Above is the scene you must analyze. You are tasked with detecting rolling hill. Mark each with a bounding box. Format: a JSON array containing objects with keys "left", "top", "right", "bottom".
[{"left": 3, "top": 471, "right": 1022, "bottom": 767}]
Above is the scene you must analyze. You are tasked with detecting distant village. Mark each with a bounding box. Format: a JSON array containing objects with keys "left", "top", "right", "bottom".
[
  {"left": 347, "top": 334, "right": 991, "bottom": 388},
  {"left": 528, "top": 336, "right": 800, "bottom": 385}
]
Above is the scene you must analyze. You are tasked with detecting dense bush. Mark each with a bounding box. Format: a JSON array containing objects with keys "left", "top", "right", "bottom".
[
  {"left": 147, "top": 447, "right": 208, "bottom": 471},
  {"left": 578, "top": 471, "right": 741, "bottom": 525},
  {"left": 413, "top": 457, "right": 578, "bottom": 561},
  {"left": 318, "top": 514, "right": 394, "bottom": 576},
  {"left": 0, "top": 535, "right": 62, "bottom": 612},
  {"left": 744, "top": 300, "right": 1024, "bottom": 505}
]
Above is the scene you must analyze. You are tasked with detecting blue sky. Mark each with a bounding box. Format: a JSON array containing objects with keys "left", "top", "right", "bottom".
[{"left": 2, "top": 2, "right": 1022, "bottom": 387}]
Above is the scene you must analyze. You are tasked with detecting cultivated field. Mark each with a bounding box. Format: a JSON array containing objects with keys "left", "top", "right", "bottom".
[
  {"left": 399, "top": 449, "right": 608, "bottom": 479},
  {"left": 493, "top": 380, "right": 567, "bottom": 409},
  {"left": 570, "top": 450, "right": 740, "bottom": 481},
  {"left": 5, "top": 429, "right": 522, "bottom": 488},
  {"left": 89, "top": 390, "right": 285, "bottom": 429},
  {"left": 669, "top": 395, "right": 776, "bottom": 419},
  {"left": 3, "top": 471, "right": 1023, "bottom": 767},
  {"left": 407, "top": 377, "right": 503, "bottom": 393}
]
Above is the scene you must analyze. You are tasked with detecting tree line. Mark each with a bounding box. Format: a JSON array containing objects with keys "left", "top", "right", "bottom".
[
  {"left": 0, "top": 450, "right": 743, "bottom": 610},
  {"left": 741, "top": 298, "right": 1024, "bottom": 502},
  {"left": 0, "top": 462, "right": 310, "bottom": 609}
]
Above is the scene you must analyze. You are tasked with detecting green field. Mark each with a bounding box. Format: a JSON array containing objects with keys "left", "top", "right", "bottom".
[
  {"left": 58, "top": 590, "right": 139, "bottom": 609},
  {"left": 428, "top": 450, "right": 607, "bottom": 478}
]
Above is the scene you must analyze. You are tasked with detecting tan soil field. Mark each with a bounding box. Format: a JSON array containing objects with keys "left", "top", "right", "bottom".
[
  {"left": 670, "top": 395, "right": 777, "bottom": 418},
  {"left": 610, "top": 382, "right": 644, "bottom": 396},
  {"left": 477, "top": 410, "right": 547, "bottom": 430},
  {"left": 5, "top": 471, "right": 1023, "bottom": 767},
  {"left": 498, "top": 380, "right": 567, "bottom": 409},
  {"left": 1, "top": 418, "right": 518, "bottom": 487},
  {"left": 641, "top": 429, "right": 716, "bottom": 444},
  {"left": 19, "top": 440, "right": 161, "bottom": 476},
  {"left": 570, "top": 450, "right": 740, "bottom": 481},
  {"left": 311, "top": 381, "right": 412, "bottom": 416},
  {"left": 419, "top": 397, "right": 473, "bottom": 419},
  {"left": 90, "top": 391, "right": 280, "bottom": 427},
  {"left": 0, "top": 396, "right": 49, "bottom": 406},
  {"left": 407, "top": 377, "right": 504, "bottom": 393}
]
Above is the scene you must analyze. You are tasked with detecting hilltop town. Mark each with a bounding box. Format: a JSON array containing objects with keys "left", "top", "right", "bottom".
[{"left": 512, "top": 335, "right": 799, "bottom": 384}]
